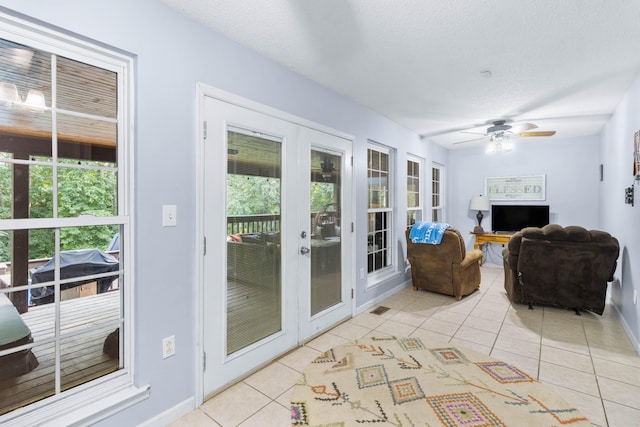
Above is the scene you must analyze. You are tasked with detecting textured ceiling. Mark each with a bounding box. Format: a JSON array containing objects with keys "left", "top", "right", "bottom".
[{"left": 160, "top": 0, "right": 640, "bottom": 149}]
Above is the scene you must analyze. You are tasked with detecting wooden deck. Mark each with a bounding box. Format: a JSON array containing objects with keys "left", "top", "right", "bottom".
[{"left": 0, "top": 291, "right": 121, "bottom": 416}]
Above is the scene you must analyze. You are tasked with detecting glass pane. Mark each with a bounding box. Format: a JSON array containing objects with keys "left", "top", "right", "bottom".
[
  {"left": 60, "top": 326, "right": 120, "bottom": 392},
  {"left": 407, "top": 193, "right": 416, "bottom": 207},
  {"left": 369, "top": 149, "right": 379, "bottom": 169},
  {"left": 56, "top": 56, "right": 117, "bottom": 119},
  {"left": 0, "top": 228, "right": 55, "bottom": 415},
  {"left": 56, "top": 225, "right": 122, "bottom": 391},
  {"left": 379, "top": 172, "right": 388, "bottom": 208},
  {"left": 0, "top": 40, "right": 54, "bottom": 177},
  {"left": 226, "top": 129, "right": 282, "bottom": 355},
  {"left": 380, "top": 152, "right": 388, "bottom": 171},
  {"left": 310, "top": 150, "right": 342, "bottom": 316},
  {"left": 0, "top": 341, "right": 54, "bottom": 415},
  {"left": 57, "top": 113, "right": 117, "bottom": 164},
  {"left": 407, "top": 211, "right": 414, "bottom": 227},
  {"left": 57, "top": 163, "right": 117, "bottom": 218},
  {"left": 367, "top": 211, "right": 391, "bottom": 272},
  {"left": 0, "top": 39, "right": 53, "bottom": 144}
]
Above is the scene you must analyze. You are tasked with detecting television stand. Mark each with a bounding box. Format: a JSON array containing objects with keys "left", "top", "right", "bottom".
[{"left": 472, "top": 232, "right": 514, "bottom": 251}]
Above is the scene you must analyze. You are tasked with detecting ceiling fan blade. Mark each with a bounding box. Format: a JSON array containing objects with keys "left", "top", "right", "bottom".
[
  {"left": 460, "top": 130, "right": 486, "bottom": 135},
  {"left": 453, "top": 136, "right": 487, "bottom": 145},
  {"left": 519, "top": 131, "right": 556, "bottom": 137},
  {"left": 513, "top": 122, "right": 538, "bottom": 132}
]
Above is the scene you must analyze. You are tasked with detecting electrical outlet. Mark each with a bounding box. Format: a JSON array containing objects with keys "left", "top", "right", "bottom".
[{"left": 162, "top": 335, "right": 175, "bottom": 359}]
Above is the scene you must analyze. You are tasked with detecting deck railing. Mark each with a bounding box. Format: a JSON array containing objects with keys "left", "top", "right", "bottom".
[{"left": 227, "top": 214, "right": 281, "bottom": 235}]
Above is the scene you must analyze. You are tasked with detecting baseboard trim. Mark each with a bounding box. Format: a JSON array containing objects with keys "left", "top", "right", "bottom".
[
  {"left": 355, "top": 279, "right": 411, "bottom": 316},
  {"left": 138, "top": 397, "right": 195, "bottom": 427},
  {"left": 611, "top": 302, "right": 640, "bottom": 357}
]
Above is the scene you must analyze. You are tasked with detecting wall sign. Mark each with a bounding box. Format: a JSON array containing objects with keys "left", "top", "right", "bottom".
[{"left": 485, "top": 175, "right": 546, "bottom": 201}]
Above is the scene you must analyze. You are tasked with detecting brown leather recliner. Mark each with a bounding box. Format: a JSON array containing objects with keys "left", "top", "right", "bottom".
[
  {"left": 405, "top": 228, "right": 483, "bottom": 300},
  {"left": 503, "top": 224, "right": 619, "bottom": 315}
]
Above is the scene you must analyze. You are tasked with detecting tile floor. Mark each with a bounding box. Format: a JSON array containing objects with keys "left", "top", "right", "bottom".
[{"left": 169, "top": 265, "right": 640, "bottom": 426}]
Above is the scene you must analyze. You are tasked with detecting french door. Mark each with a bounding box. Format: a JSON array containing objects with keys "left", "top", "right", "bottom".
[{"left": 202, "top": 95, "right": 352, "bottom": 396}]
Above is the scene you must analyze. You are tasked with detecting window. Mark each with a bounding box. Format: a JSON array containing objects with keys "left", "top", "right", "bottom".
[
  {"left": 367, "top": 145, "right": 393, "bottom": 277},
  {"left": 407, "top": 156, "right": 422, "bottom": 226},
  {"left": 432, "top": 164, "right": 444, "bottom": 222},
  {"left": 0, "top": 12, "right": 137, "bottom": 424}
]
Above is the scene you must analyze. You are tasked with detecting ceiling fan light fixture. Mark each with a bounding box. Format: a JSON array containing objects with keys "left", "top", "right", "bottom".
[
  {"left": 487, "top": 131, "right": 512, "bottom": 153},
  {"left": 320, "top": 157, "right": 335, "bottom": 181}
]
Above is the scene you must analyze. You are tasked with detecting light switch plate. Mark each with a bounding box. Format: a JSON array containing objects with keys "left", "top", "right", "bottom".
[{"left": 162, "top": 205, "right": 177, "bottom": 227}]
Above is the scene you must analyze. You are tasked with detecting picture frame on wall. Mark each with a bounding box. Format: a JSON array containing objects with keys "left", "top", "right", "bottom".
[{"left": 485, "top": 174, "right": 546, "bottom": 201}]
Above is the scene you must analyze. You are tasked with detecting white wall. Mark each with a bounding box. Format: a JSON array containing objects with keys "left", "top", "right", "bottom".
[
  {"left": 0, "top": 0, "right": 427, "bottom": 424},
  {"left": 446, "top": 135, "right": 601, "bottom": 265},
  {"left": 600, "top": 75, "right": 640, "bottom": 352}
]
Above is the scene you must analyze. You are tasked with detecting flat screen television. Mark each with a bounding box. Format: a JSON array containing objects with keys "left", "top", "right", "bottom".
[{"left": 491, "top": 204, "right": 549, "bottom": 233}]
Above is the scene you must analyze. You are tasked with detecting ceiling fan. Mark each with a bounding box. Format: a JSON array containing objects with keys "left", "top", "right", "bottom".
[{"left": 453, "top": 120, "right": 556, "bottom": 149}]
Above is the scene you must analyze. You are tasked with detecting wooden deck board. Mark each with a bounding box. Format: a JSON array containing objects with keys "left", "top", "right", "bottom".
[{"left": 0, "top": 291, "right": 120, "bottom": 416}]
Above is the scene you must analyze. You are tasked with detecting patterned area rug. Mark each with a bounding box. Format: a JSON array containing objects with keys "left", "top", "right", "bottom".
[{"left": 291, "top": 336, "right": 589, "bottom": 426}]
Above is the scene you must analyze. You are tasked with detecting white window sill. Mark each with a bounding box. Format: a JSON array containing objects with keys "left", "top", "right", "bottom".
[
  {"left": 2, "top": 374, "right": 150, "bottom": 427},
  {"left": 367, "top": 268, "right": 401, "bottom": 289}
]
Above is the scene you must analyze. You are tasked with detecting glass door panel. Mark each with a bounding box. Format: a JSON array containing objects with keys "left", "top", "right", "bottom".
[
  {"left": 203, "top": 95, "right": 299, "bottom": 396},
  {"left": 226, "top": 128, "right": 282, "bottom": 355},
  {"left": 297, "top": 127, "right": 352, "bottom": 341},
  {"left": 310, "top": 150, "right": 342, "bottom": 316}
]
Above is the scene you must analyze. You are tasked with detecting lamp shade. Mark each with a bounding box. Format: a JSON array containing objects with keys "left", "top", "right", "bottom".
[
  {"left": 0, "top": 82, "right": 20, "bottom": 103},
  {"left": 469, "top": 195, "right": 490, "bottom": 211}
]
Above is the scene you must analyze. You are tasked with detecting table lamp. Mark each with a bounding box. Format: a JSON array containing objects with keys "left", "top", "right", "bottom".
[{"left": 470, "top": 195, "right": 490, "bottom": 233}]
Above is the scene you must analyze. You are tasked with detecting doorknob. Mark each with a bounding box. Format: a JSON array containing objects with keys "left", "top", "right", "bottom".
[
  {"left": 300, "top": 231, "right": 307, "bottom": 238},
  {"left": 300, "top": 246, "right": 310, "bottom": 255}
]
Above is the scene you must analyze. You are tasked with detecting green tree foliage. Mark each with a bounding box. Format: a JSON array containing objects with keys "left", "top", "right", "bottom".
[
  {"left": 310, "top": 182, "right": 335, "bottom": 212},
  {"left": 226, "top": 175, "right": 336, "bottom": 216},
  {"left": 0, "top": 158, "right": 118, "bottom": 263},
  {"left": 227, "top": 175, "right": 281, "bottom": 216}
]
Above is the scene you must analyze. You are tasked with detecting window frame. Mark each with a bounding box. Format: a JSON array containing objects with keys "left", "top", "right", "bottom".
[
  {"left": 367, "top": 143, "right": 395, "bottom": 285},
  {"left": 431, "top": 163, "right": 445, "bottom": 222},
  {"left": 406, "top": 155, "right": 424, "bottom": 227},
  {"left": 0, "top": 10, "right": 146, "bottom": 426}
]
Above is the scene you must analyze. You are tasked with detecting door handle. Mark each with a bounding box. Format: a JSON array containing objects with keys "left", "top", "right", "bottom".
[{"left": 300, "top": 246, "right": 310, "bottom": 255}]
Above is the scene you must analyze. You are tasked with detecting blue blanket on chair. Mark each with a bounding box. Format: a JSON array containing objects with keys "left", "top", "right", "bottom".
[{"left": 409, "top": 222, "right": 451, "bottom": 244}]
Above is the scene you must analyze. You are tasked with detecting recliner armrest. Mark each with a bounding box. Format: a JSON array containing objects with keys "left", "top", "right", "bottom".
[{"left": 459, "top": 249, "right": 482, "bottom": 268}]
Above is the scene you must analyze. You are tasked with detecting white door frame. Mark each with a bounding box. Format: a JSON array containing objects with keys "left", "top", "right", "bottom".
[{"left": 194, "top": 82, "right": 355, "bottom": 406}]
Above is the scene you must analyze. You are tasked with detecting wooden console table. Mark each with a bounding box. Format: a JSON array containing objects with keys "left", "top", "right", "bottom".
[{"left": 472, "top": 232, "right": 514, "bottom": 250}]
